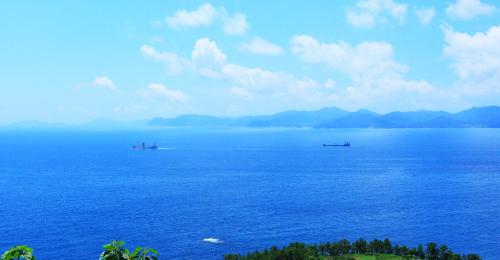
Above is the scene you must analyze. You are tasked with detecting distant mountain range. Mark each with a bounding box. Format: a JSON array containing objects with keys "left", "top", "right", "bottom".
[
  {"left": 148, "top": 106, "right": 500, "bottom": 128},
  {"left": 4, "top": 106, "right": 499, "bottom": 129}
]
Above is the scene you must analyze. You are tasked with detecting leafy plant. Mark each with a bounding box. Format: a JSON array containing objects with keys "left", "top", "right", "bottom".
[
  {"left": 99, "top": 241, "right": 131, "bottom": 260},
  {"left": 130, "top": 247, "right": 158, "bottom": 260},
  {"left": 1, "top": 245, "right": 35, "bottom": 260},
  {"left": 99, "top": 241, "right": 158, "bottom": 260}
]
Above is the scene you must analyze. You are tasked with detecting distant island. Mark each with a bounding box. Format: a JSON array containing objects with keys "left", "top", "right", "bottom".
[
  {"left": 4, "top": 106, "right": 499, "bottom": 129},
  {"left": 149, "top": 106, "right": 500, "bottom": 128}
]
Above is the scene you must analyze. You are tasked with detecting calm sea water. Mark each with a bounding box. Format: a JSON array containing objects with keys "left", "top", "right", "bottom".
[{"left": 0, "top": 128, "right": 499, "bottom": 259}]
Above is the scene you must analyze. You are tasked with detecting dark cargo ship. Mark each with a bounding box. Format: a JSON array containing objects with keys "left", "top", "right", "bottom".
[
  {"left": 131, "top": 142, "right": 158, "bottom": 150},
  {"left": 323, "top": 142, "right": 351, "bottom": 147}
]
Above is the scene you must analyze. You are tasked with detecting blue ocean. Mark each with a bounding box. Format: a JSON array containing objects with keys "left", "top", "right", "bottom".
[{"left": 1, "top": 128, "right": 499, "bottom": 259}]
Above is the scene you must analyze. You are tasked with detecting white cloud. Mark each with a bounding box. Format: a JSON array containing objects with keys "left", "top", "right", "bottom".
[
  {"left": 285, "top": 78, "right": 324, "bottom": 101},
  {"left": 221, "top": 10, "right": 249, "bottom": 35},
  {"left": 191, "top": 38, "right": 227, "bottom": 66},
  {"left": 446, "top": 0, "right": 496, "bottom": 20},
  {"left": 166, "top": 3, "right": 217, "bottom": 28},
  {"left": 140, "top": 35, "right": 466, "bottom": 111},
  {"left": 92, "top": 76, "right": 118, "bottom": 92},
  {"left": 291, "top": 35, "right": 406, "bottom": 77},
  {"left": 240, "top": 37, "right": 284, "bottom": 56},
  {"left": 444, "top": 25, "right": 500, "bottom": 96},
  {"left": 324, "top": 79, "right": 336, "bottom": 89},
  {"left": 190, "top": 38, "right": 281, "bottom": 91},
  {"left": 165, "top": 3, "right": 249, "bottom": 35},
  {"left": 346, "top": 0, "right": 408, "bottom": 28},
  {"left": 141, "top": 37, "right": 461, "bottom": 110},
  {"left": 140, "top": 83, "right": 189, "bottom": 102},
  {"left": 444, "top": 25, "right": 500, "bottom": 79},
  {"left": 230, "top": 86, "right": 253, "bottom": 100},
  {"left": 290, "top": 35, "right": 460, "bottom": 111},
  {"left": 415, "top": 7, "right": 436, "bottom": 25},
  {"left": 346, "top": 11, "right": 376, "bottom": 27},
  {"left": 191, "top": 38, "right": 227, "bottom": 78},
  {"left": 221, "top": 63, "right": 284, "bottom": 91},
  {"left": 140, "top": 45, "right": 189, "bottom": 74},
  {"left": 142, "top": 38, "right": 328, "bottom": 102}
]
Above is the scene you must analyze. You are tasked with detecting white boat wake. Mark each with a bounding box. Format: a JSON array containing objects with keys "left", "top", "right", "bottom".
[{"left": 203, "top": 237, "right": 223, "bottom": 244}]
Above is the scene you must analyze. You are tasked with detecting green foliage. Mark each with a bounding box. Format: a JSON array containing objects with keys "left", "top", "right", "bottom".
[
  {"left": 464, "top": 254, "right": 481, "bottom": 260},
  {"left": 98, "top": 241, "right": 158, "bottom": 260},
  {"left": 223, "top": 238, "right": 482, "bottom": 260},
  {"left": 426, "top": 242, "right": 439, "bottom": 260},
  {"left": 100, "top": 241, "right": 131, "bottom": 260},
  {"left": 418, "top": 244, "right": 426, "bottom": 259},
  {"left": 0, "top": 239, "right": 482, "bottom": 260},
  {"left": 1, "top": 245, "right": 35, "bottom": 260},
  {"left": 353, "top": 239, "right": 368, "bottom": 254},
  {"left": 130, "top": 247, "right": 159, "bottom": 260}
]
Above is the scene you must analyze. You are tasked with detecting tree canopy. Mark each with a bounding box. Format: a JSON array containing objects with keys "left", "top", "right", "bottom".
[
  {"left": 99, "top": 241, "right": 158, "bottom": 260},
  {"left": 224, "top": 238, "right": 482, "bottom": 260},
  {"left": 1, "top": 245, "right": 35, "bottom": 260}
]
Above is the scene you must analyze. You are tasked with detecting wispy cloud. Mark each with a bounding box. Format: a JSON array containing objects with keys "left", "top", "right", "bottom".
[
  {"left": 240, "top": 37, "right": 284, "bottom": 56},
  {"left": 230, "top": 86, "right": 253, "bottom": 100},
  {"left": 91, "top": 76, "right": 118, "bottom": 92},
  {"left": 446, "top": 0, "right": 496, "bottom": 20},
  {"left": 165, "top": 3, "right": 249, "bottom": 35},
  {"left": 138, "top": 83, "right": 189, "bottom": 102},
  {"left": 220, "top": 8, "right": 249, "bottom": 35},
  {"left": 346, "top": 0, "right": 408, "bottom": 28},
  {"left": 166, "top": 3, "right": 217, "bottom": 28},
  {"left": 415, "top": 7, "right": 435, "bottom": 25},
  {"left": 140, "top": 45, "right": 189, "bottom": 74}
]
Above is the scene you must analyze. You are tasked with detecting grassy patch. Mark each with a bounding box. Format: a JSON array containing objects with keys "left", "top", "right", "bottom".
[{"left": 347, "top": 254, "right": 403, "bottom": 260}]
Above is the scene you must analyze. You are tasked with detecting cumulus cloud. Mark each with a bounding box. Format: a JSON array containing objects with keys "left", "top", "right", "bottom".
[
  {"left": 191, "top": 38, "right": 227, "bottom": 78},
  {"left": 291, "top": 35, "right": 407, "bottom": 77},
  {"left": 446, "top": 0, "right": 496, "bottom": 20},
  {"left": 91, "top": 76, "right": 118, "bottom": 92},
  {"left": 290, "top": 35, "right": 459, "bottom": 111},
  {"left": 192, "top": 39, "right": 227, "bottom": 64},
  {"left": 139, "top": 83, "right": 189, "bottom": 102},
  {"left": 229, "top": 86, "right": 253, "bottom": 100},
  {"left": 165, "top": 3, "right": 249, "bottom": 35},
  {"left": 166, "top": 3, "right": 217, "bottom": 28},
  {"left": 141, "top": 36, "right": 465, "bottom": 110},
  {"left": 220, "top": 9, "right": 249, "bottom": 35},
  {"left": 240, "top": 37, "right": 284, "bottom": 56},
  {"left": 346, "top": 0, "right": 408, "bottom": 28},
  {"left": 444, "top": 25, "right": 500, "bottom": 96},
  {"left": 140, "top": 45, "right": 189, "bottom": 74},
  {"left": 415, "top": 7, "right": 436, "bottom": 25},
  {"left": 141, "top": 38, "right": 329, "bottom": 102}
]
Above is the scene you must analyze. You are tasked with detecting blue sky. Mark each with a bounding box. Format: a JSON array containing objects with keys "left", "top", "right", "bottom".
[{"left": 1, "top": 0, "right": 500, "bottom": 123}]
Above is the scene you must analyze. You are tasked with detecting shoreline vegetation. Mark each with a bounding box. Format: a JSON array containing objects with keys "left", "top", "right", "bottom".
[
  {"left": 224, "top": 239, "right": 481, "bottom": 260},
  {"left": 1, "top": 239, "right": 481, "bottom": 260}
]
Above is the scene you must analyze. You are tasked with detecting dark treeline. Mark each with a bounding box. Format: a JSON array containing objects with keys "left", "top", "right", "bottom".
[
  {"left": 224, "top": 238, "right": 481, "bottom": 260},
  {"left": 1, "top": 239, "right": 482, "bottom": 260}
]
